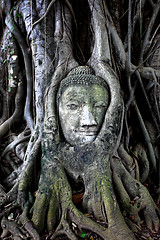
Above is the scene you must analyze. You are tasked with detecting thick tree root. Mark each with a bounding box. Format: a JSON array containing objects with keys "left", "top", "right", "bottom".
[
  {"left": 49, "top": 195, "right": 136, "bottom": 240},
  {"left": 18, "top": 202, "right": 40, "bottom": 240},
  {"left": 18, "top": 137, "right": 41, "bottom": 208},
  {"left": 31, "top": 157, "right": 136, "bottom": 240},
  {"left": 111, "top": 157, "right": 159, "bottom": 232}
]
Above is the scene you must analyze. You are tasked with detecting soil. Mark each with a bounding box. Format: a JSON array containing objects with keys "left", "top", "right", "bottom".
[
  {"left": 41, "top": 213, "right": 160, "bottom": 240},
  {"left": 41, "top": 226, "right": 160, "bottom": 240}
]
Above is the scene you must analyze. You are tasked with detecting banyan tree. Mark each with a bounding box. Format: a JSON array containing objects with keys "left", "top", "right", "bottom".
[{"left": 0, "top": 0, "right": 160, "bottom": 239}]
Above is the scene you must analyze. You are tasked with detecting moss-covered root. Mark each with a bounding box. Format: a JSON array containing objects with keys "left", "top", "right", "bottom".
[
  {"left": 111, "top": 157, "right": 159, "bottom": 232},
  {"left": 50, "top": 193, "right": 129, "bottom": 240},
  {"left": 71, "top": 193, "right": 137, "bottom": 239},
  {"left": 31, "top": 176, "right": 111, "bottom": 239},
  {"left": 31, "top": 162, "right": 135, "bottom": 240},
  {"left": 55, "top": 192, "right": 110, "bottom": 240},
  {"left": 82, "top": 174, "right": 136, "bottom": 240},
  {"left": 32, "top": 189, "right": 59, "bottom": 233}
]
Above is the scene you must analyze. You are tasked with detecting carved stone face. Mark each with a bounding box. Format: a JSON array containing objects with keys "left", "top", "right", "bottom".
[{"left": 58, "top": 84, "right": 109, "bottom": 146}]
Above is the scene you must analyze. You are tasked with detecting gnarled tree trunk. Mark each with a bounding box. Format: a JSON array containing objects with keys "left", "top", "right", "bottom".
[{"left": 0, "top": 0, "right": 160, "bottom": 239}]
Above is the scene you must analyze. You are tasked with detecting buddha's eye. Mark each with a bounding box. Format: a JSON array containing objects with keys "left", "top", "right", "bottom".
[
  {"left": 94, "top": 102, "right": 107, "bottom": 109},
  {"left": 67, "top": 104, "right": 79, "bottom": 110}
]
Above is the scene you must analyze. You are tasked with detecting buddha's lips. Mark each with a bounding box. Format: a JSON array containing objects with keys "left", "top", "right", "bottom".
[{"left": 77, "top": 131, "right": 97, "bottom": 136}]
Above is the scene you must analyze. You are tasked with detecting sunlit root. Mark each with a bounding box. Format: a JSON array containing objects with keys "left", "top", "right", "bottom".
[
  {"left": 53, "top": 201, "right": 109, "bottom": 240},
  {"left": 111, "top": 157, "right": 159, "bottom": 232}
]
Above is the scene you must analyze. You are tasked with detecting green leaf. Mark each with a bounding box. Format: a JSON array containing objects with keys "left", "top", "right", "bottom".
[
  {"left": 8, "top": 18, "right": 12, "bottom": 23},
  {"left": 16, "top": 12, "right": 22, "bottom": 18},
  {"left": 10, "top": 8, "right": 14, "bottom": 14},
  {"left": 6, "top": 31, "right": 11, "bottom": 37},
  {"left": 8, "top": 86, "right": 11, "bottom": 92},
  {"left": 8, "top": 75, "right": 11, "bottom": 80},
  {"left": 3, "top": 59, "right": 7, "bottom": 64},
  {"left": 80, "top": 232, "right": 88, "bottom": 238},
  {"left": 11, "top": 25, "right": 15, "bottom": 31}
]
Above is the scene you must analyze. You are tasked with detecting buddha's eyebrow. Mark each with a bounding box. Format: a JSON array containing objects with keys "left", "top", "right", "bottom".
[
  {"left": 65, "top": 91, "right": 77, "bottom": 98},
  {"left": 65, "top": 96, "right": 77, "bottom": 104},
  {"left": 65, "top": 91, "right": 84, "bottom": 100}
]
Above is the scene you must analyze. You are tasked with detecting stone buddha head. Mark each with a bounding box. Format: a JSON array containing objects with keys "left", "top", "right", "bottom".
[{"left": 57, "top": 66, "right": 109, "bottom": 147}]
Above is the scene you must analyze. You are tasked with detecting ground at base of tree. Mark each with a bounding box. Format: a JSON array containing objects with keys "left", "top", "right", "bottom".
[
  {"left": 40, "top": 226, "right": 160, "bottom": 240},
  {"left": 40, "top": 212, "right": 160, "bottom": 240}
]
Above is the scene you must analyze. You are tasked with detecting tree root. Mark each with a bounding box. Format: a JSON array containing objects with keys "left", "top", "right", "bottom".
[
  {"left": 18, "top": 202, "right": 40, "bottom": 240},
  {"left": 18, "top": 137, "right": 41, "bottom": 209},
  {"left": 1, "top": 130, "right": 31, "bottom": 159},
  {"left": 3, "top": 166, "right": 23, "bottom": 188},
  {"left": 27, "top": 0, "right": 57, "bottom": 41},
  {"left": 23, "top": 222, "right": 40, "bottom": 240},
  {"left": 51, "top": 216, "right": 79, "bottom": 240},
  {"left": 0, "top": 190, "right": 40, "bottom": 240},
  {"left": 133, "top": 100, "right": 157, "bottom": 172},
  {"left": 0, "top": 203, "right": 17, "bottom": 219},
  {"left": 5, "top": 12, "right": 34, "bottom": 131},
  {"left": 132, "top": 143, "right": 150, "bottom": 183},
  {"left": 135, "top": 70, "right": 160, "bottom": 134},
  {"left": 1, "top": 130, "right": 31, "bottom": 187},
  {"left": 111, "top": 157, "right": 159, "bottom": 232},
  {"left": 30, "top": 154, "right": 136, "bottom": 240},
  {"left": 139, "top": 0, "right": 160, "bottom": 64},
  {"left": 1, "top": 216, "right": 28, "bottom": 239},
  {"left": 49, "top": 193, "right": 136, "bottom": 240},
  {"left": 0, "top": 81, "right": 24, "bottom": 139},
  {"left": 3, "top": 153, "right": 18, "bottom": 173},
  {"left": 118, "top": 144, "right": 135, "bottom": 177},
  {"left": 0, "top": 183, "right": 18, "bottom": 209}
]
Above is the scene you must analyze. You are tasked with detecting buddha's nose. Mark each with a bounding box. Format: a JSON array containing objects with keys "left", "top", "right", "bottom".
[{"left": 80, "top": 105, "right": 97, "bottom": 127}]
